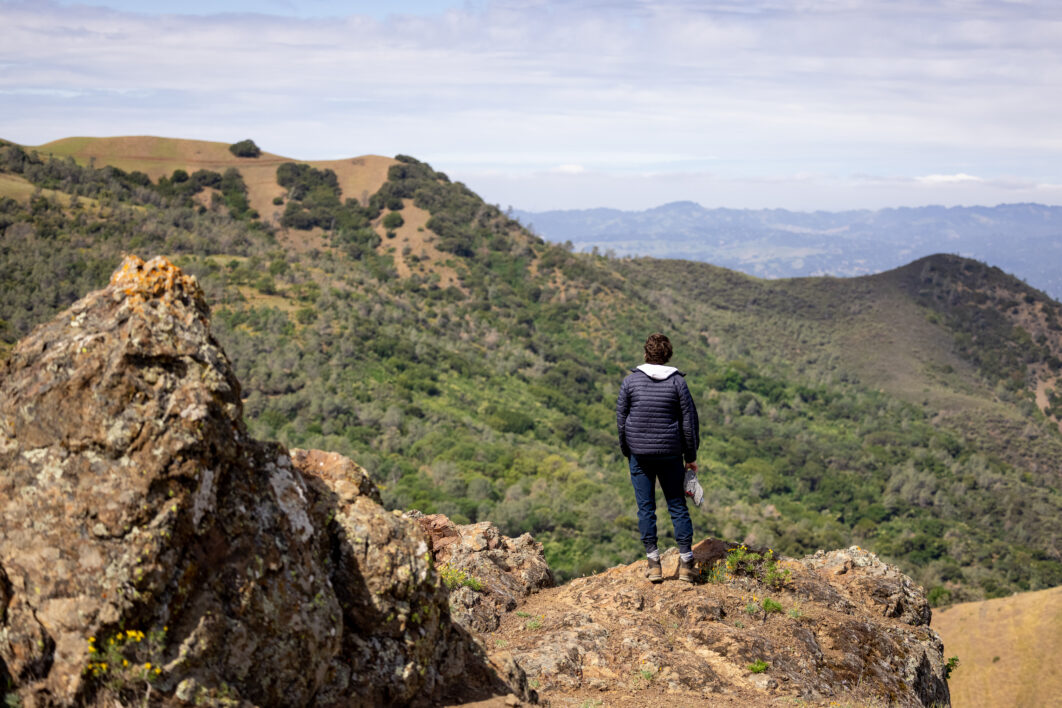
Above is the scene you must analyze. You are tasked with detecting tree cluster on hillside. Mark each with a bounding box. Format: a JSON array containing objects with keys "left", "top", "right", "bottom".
[
  {"left": 229, "top": 138, "right": 261, "bottom": 158},
  {"left": 2, "top": 146, "right": 1061, "bottom": 604},
  {"left": 896, "top": 257, "right": 1062, "bottom": 388}
]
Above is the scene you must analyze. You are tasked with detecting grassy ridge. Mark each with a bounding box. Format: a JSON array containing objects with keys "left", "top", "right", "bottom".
[
  {"left": 1, "top": 137, "right": 1060, "bottom": 603},
  {"left": 933, "top": 586, "right": 1062, "bottom": 708}
]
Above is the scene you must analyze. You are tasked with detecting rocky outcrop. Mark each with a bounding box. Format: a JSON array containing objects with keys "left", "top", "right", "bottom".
[
  {"left": 487, "top": 542, "right": 951, "bottom": 707},
  {"left": 0, "top": 256, "right": 528, "bottom": 706},
  {"left": 408, "top": 513, "right": 554, "bottom": 633}
]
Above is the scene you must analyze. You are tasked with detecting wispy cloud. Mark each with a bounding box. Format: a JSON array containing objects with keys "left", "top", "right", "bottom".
[
  {"left": 1, "top": 0, "right": 1061, "bottom": 210},
  {"left": 916, "top": 173, "right": 984, "bottom": 185}
]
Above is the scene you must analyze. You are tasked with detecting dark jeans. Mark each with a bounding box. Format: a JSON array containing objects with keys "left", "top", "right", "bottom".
[{"left": 629, "top": 454, "right": 693, "bottom": 554}]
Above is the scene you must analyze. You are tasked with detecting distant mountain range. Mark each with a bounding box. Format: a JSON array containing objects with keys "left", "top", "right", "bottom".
[{"left": 512, "top": 202, "right": 1062, "bottom": 299}]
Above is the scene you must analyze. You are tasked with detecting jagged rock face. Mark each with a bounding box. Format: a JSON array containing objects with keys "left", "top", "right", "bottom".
[
  {"left": 487, "top": 542, "right": 951, "bottom": 707},
  {"left": 291, "top": 448, "right": 381, "bottom": 505},
  {"left": 409, "top": 513, "right": 554, "bottom": 633},
  {"left": 0, "top": 256, "right": 525, "bottom": 707}
]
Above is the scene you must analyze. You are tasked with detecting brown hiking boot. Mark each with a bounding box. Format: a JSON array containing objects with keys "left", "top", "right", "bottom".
[
  {"left": 646, "top": 557, "right": 663, "bottom": 583},
  {"left": 679, "top": 558, "right": 695, "bottom": 583}
]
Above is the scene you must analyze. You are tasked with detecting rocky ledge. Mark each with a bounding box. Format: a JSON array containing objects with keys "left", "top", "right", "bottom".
[
  {"left": 414, "top": 517, "right": 950, "bottom": 707},
  {"left": 1, "top": 256, "right": 951, "bottom": 707}
]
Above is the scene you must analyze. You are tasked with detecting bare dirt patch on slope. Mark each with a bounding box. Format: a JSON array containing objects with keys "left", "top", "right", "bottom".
[{"left": 375, "top": 199, "right": 461, "bottom": 289}]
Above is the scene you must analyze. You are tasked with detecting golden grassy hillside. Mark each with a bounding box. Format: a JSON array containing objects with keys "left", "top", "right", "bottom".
[
  {"left": 30, "top": 136, "right": 396, "bottom": 224},
  {"left": 933, "top": 585, "right": 1062, "bottom": 708}
]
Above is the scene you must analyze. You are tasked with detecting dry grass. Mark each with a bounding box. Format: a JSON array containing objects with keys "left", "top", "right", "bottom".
[
  {"left": 236, "top": 286, "right": 300, "bottom": 313},
  {"left": 31, "top": 136, "right": 396, "bottom": 226},
  {"left": 0, "top": 172, "right": 38, "bottom": 201},
  {"left": 0, "top": 172, "right": 97, "bottom": 209},
  {"left": 933, "top": 585, "right": 1062, "bottom": 708}
]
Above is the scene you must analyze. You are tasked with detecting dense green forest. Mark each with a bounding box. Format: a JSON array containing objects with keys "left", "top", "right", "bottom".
[{"left": 2, "top": 139, "right": 1061, "bottom": 606}]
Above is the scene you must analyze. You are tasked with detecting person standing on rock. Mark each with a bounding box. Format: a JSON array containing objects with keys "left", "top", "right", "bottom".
[{"left": 616, "top": 333, "right": 700, "bottom": 583}]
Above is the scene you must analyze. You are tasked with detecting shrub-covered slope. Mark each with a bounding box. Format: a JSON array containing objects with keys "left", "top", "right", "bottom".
[{"left": 1, "top": 138, "right": 1060, "bottom": 605}]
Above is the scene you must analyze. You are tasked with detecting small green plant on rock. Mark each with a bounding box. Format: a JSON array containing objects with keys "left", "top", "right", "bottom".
[
  {"left": 762, "top": 597, "right": 784, "bottom": 614},
  {"left": 748, "top": 660, "right": 769, "bottom": 674},
  {"left": 83, "top": 627, "right": 167, "bottom": 704},
  {"left": 944, "top": 656, "right": 960, "bottom": 679},
  {"left": 524, "top": 615, "right": 543, "bottom": 630},
  {"left": 702, "top": 559, "right": 727, "bottom": 583},
  {"left": 438, "top": 564, "right": 483, "bottom": 591},
  {"left": 725, "top": 546, "right": 791, "bottom": 589}
]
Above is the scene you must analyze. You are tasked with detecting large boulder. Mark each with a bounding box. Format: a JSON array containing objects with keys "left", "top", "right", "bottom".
[{"left": 0, "top": 256, "right": 528, "bottom": 706}]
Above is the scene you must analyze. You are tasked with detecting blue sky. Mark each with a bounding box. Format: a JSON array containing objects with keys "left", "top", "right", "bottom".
[{"left": 3, "top": 0, "right": 1062, "bottom": 210}]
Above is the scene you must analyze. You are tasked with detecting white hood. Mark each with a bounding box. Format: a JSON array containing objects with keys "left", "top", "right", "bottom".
[{"left": 636, "top": 363, "right": 678, "bottom": 380}]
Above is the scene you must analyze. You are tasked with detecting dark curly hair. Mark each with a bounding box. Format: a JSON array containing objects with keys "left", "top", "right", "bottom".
[{"left": 644, "top": 333, "right": 672, "bottom": 365}]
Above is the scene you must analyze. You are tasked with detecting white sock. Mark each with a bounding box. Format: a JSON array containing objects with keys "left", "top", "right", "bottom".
[
  {"left": 680, "top": 551, "right": 693, "bottom": 563},
  {"left": 646, "top": 549, "right": 660, "bottom": 561}
]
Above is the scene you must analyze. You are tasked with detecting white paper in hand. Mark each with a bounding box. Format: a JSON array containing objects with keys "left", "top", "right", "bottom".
[{"left": 684, "top": 468, "right": 704, "bottom": 507}]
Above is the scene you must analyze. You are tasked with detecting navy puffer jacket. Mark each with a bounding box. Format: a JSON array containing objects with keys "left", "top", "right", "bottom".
[{"left": 616, "top": 364, "right": 700, "bottom": 462}]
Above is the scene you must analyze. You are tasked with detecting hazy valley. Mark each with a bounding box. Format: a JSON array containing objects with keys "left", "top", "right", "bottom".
[{"left": 515, "top": 201, "right": 1062, "bottom": 300}]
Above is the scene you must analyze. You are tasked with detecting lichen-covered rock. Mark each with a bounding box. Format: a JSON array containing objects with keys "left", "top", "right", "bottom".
[
  {"left": 802, "top": 547, "right": 933, "bottom": 627},
  {"left": 408, "top": 513, "right": 554, "bottom": 633},
  {"left": 291, "top": 448, "right": 381, "bottom": 505},
  {"left": 0, "top": 256, "right": 528, "bottom": 707},
  {"left": 488, "top": 543, "right": 951, "bottom": 707}
]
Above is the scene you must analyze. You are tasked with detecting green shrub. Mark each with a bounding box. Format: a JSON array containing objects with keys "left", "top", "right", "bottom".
[
  {"left": 748, "top": 660, "right": 769, "bottom": 674},
  {"left": 229, "top": 139, "right": 261, "bottom": 158},
  {"left": 383, "top": 211, "right": 405, "bottom": 230},
  {"left": 725, "top": 546, "right": 791, "bottom": 590},
  {"left": 762, "top": 598, "right": 784, "bottom": 614},
  {"left": 438, "top": 564, "right": 483, "bottom": 591}
]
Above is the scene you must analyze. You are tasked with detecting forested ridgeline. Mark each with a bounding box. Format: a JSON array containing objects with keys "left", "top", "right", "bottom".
[{"left": 1, "top": 138, "right": 1060, "bottom": 604}]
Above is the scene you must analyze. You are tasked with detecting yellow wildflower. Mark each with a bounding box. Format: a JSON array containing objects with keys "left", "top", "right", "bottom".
[{"left": 144, "top": 662, "right": 152, "bottom": 671}]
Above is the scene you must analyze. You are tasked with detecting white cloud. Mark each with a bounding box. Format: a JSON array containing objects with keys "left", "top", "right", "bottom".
[
  {"left": 1, "top": 0, "right": 1061, "bottom": 210},
  {"left": 916, "top": 173, "right": 984, "bottom": 185}
]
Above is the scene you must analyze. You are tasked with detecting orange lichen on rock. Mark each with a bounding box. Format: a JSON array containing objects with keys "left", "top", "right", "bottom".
[{"left": 109, "top": 254, "right": 207, "bottom": 314}]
